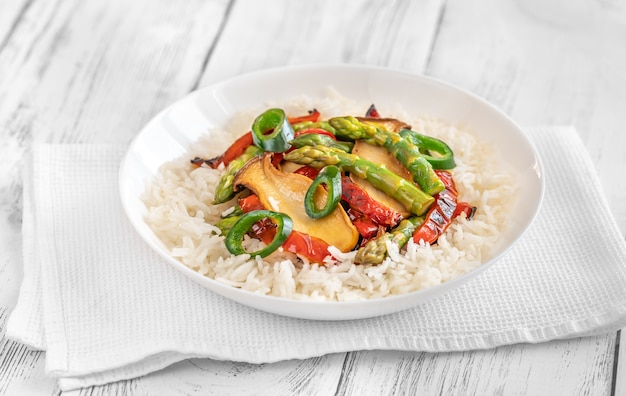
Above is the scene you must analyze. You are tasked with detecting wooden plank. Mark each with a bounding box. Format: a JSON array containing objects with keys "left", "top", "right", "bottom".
[
  {"left": 338, "top": 336, "right": 615, "bottom": 395},
  {"left": 0, "top": 0, "right": 232, "bottom": 144},
  {"left": 199, "top": 0, "right": 445, "bottom": 85},
  {"left": 129, "top": 355, "right": 345, "bottom": 396}
]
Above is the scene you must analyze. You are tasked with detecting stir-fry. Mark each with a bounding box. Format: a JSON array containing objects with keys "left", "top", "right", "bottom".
[{"left": 192, "top": 106, "right": 476, "bottom": 265}]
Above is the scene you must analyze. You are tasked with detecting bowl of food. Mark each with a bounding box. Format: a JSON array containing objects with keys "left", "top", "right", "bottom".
[{"left": 119, "top": 64, "right": 543, "bottom": 320}]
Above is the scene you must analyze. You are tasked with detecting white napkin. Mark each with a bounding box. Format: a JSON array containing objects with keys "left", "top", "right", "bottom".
[{"left": 7, "top": 127, "right": 626, "bottom": 390}]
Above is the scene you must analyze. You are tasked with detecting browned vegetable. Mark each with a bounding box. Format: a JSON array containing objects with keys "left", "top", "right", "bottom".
[
  {"left": 233, "top": 153, "right": 359, "bottom": 252},
  {"left": 350, "top": 140, "right": 413, "bottom": 218}
]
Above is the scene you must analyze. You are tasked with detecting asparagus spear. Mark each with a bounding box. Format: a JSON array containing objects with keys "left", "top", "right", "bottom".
[
  {"left": 211, "top": 204, "right": 244, "bottom": 235},
  {"left": 213, "top": 145, "right": 263, "bottom": 204},
  {"left": 329, "top": 116, "right": 445, "bottom": 195},
  {"left": 289, "top": 133, "right": 353, "bottom": 152},
  {"left": 284, "top": 145, "right": 434, "bottom": 216},
  {"left": 292, "top": 120, "right": 337, "bottom": 134},
  {"left": 355, "top": 216, "right": 424, "bottom": 265}
]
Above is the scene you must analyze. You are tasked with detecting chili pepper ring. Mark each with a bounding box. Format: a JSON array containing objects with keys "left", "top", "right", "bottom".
[
  {"left": 251, "top": 108, "right": 294, "bottom": 152},
  {"left": 225, "top": 210, "right": 293, "bottom": 258},
  {"left": 304, "top": 165, "right": 342, "bottom": 219}
]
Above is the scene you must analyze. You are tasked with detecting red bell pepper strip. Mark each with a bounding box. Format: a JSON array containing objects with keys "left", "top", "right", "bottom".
[
  {"left": 294, "top": 128, "right": 336, "bottom": 140},
  {"left": 238, "top": 194, "right": 265, "bottom": 212},
  {"left": 293, "top": 165, "right": 320, "bottom": 179},
  {"left": 192, "top": 132, "right": 253, "bottom": 169},
  {"left": 238, "top": 194, "right": 333, "bottom": 264},
  {"left": 412, "top": 170, "right": 476, "bottom": 244},
  {"left": 341, "top": 176, "right": 403, "bottom": 228},
  {"left": 347, "top": 207, "right": 381, "bottom": 244},
  {"left": 281, "top": 232, "right": 333, "bottom": 264},
  {"left": 455, "top": 202, "right": 476, "bottom": 219},
  {"left": 288, "top": 109, "right": 321, "bottom": 124}
]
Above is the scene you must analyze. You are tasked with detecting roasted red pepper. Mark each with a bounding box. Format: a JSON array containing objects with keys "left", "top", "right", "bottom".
[
  {"left": 347, "top": 208, "right": 381, "bottom": 244},
  {"left": 281, "top": 232, "right": 333, "bottom": 264},
  {"left": 341, "top": 176, "right": 403, "bottom": 228},
  {"left": 293, "top": 165, "right": 320, "bottom": 179},
  {"left": 294, "top": 128, "right": 336, "bottom": 140},
  {"left": 288, "top": 109, "right": 321, "bottom": 124},
  {"left": 192, "top": 132, "right": 253, "bottom": 169},
  {"left": 412, "top": 170, "right": 476, "bottom": 244},
  {"left": 239, "top": 194, "right": 265, "bottom": 212},
  {"left": 238, "top": 194, "right": 332, "bottom": 263}
]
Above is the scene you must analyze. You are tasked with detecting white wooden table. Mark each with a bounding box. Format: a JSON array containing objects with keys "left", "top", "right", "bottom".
[{"left": 1, "top": 0, "right": 625, "bottom": 394}]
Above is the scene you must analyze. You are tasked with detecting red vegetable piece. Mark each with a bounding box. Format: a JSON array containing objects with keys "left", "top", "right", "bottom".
[
  {"left": 455, "top": 202, "right": 476, "bottom": 219},
  {"left": 346, "top": 207, "right": 380, "bottom": 245},
  {"left": 282, "top": 231, "right": 333, "bottom": 264},
  {"left": 238, "top": 194, "right": 265, "bottom": 212},
  {"left": 288, "top": 109, "right": 321, "bottom": 124},
  {"left": 271, "top": 152, "right": 284, "bottom": 168},
  {"left": 194, "top": 132, "right": 253, "bottom": 169},
  {"left": 239, "top": 193, "right": 332, "bottom": 264},
  {"left": 293, "top": 165, "right": 320, "bottom": 179},
  {"left": 412, "top": 170, "right": 475, "bottom": 244},
  {"left": 294, "top": 128, "right": 336, "bottom": 140},
  {"left": 365, "top": 104, "right": 380, "bottom": 118},
  {"left": 341, "top": 176, "right": 403, "bottom": 228}
]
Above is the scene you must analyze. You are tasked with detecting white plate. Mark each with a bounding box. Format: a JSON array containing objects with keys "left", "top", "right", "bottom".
[{"left": 119, "top": 64, "right": 544, "bottom": 320}]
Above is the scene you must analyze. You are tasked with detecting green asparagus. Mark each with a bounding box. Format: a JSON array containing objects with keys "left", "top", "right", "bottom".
[
  {"left": 213, "top": 145, "right": 262, "bottom": 204},
  {"left": 289, "top": 133, "right": 353, "bottom": 152},
  {"left": 284, "top": 145, "right": 434, "bottom": 216},
  {"left": 355, "top": 216, "right": 424, "bottom": 265},
  {"left": 329, "top": 116, "right": 445, "bottom": 195},
  {"left": 292, "top": 120, "right": 337, "bottom": 134}
]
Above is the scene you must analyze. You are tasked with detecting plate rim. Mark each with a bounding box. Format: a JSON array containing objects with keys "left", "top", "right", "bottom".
[{"left": 119, "top": 63, "right": 545, "bottom": 320}]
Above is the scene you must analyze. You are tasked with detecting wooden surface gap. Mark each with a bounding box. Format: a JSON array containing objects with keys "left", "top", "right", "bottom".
[
  {"left": 423, "top": 0, "right": 446, "bottom": 73},
  {"left": 189, "top": 0, "right": 236, "bottom": 92},
  {"left": 0, "top": 0, "right": 34, "bottom": 54},
  {"left": 612, "top": 330, "right": 621, "bottom": 396}
]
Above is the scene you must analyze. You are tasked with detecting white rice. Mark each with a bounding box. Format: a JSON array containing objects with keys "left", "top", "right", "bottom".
[{"left": 141, "top": 88, "right": 518, "bottom": 301}]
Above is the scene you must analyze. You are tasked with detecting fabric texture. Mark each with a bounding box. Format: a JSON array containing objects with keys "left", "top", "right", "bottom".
[{"left": 6, "top": 127, "right": 626, "bottom": 390}]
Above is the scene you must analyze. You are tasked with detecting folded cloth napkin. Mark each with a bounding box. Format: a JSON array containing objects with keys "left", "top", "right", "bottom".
[{"left": 6, "top": 127, "right": 626, "bottom": 390}]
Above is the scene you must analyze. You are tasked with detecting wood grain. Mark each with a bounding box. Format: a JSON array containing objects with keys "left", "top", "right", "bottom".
[
  {"left": 0, "top": 308, "right": 59, "bottom": 396},
  {"left": 132, "top": 355, "right": 345, "bottom": 396},
  {"left": 339, "top": 336, "right": 615, "bottom": 395},
  {"left": 199, "top": 0, "right": 444, "bottom": 85}
]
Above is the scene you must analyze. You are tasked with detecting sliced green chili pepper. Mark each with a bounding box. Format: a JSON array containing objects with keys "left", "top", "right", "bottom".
[
  {"left": 304, "top": 165, "right": 342, "bottom": 219},
  {"left": 251, "top": 108, "right": 294, "bottom": 152},
  {"left": 225, "top": 210, "right": 293, "bottom": 258},
  {"left": 399, "top": 129, "right": 456, "bottom": 170}
]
